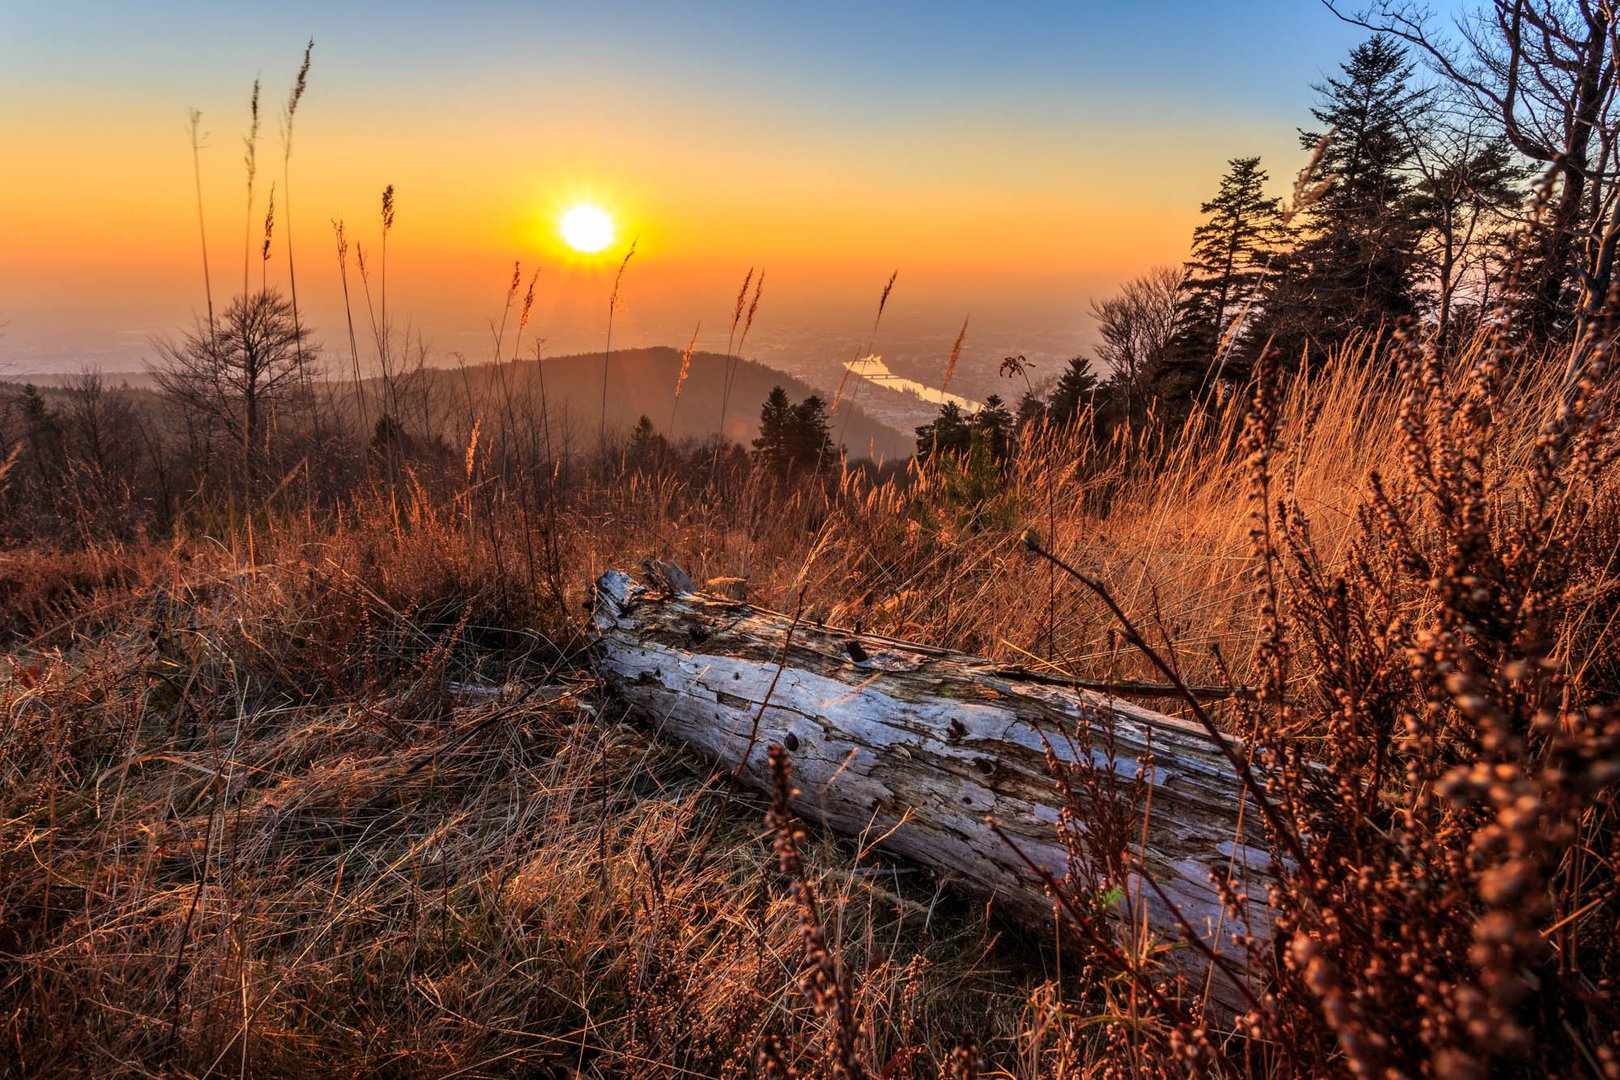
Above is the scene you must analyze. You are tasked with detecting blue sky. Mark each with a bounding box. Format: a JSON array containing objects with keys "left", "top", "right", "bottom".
[{"left": 0, "top": 1, "right": 1459, "bottom": 376}]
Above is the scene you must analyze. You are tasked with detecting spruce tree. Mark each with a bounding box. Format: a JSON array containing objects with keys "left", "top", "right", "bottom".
[
  {"left": 1171, "top": 157, "right": 1284, "bottom": 384},
  {"left": 16, "top": 385, "right": 64, "bottom": 482},
  {"left": 1013, "top": 390, "right": 1045, "bottom": 431},
  {"left": 787, "top": 395, "right": 834, "bottom": 471},
  {"left": 1260, "top": 36, "right": 1427, "bottom": 362},
  {"left": 915, "top": 401, "right": 970, "bottom": 461},
  {"left": 1046, "top": 357, "right": 1100, "bottom": 428},
  {"left": 753, "top": 388, "right": 834, "bottom": 477},
  {"left": 752, "top": 386, "right": 794, "bottom": 476},
  {"left": 625, "top": 415, "right": 668, "bottom": 471},
  {"left": 972, "top": 395, "right": 1014, "bottom": 460}
]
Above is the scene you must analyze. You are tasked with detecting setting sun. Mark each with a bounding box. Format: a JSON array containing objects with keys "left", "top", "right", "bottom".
[
  {"left": 559, "top": 203, "right": 615, "bottom": 254},
  {"left": 11, "top": 10, "right": 1618, "bottom": 1076}
]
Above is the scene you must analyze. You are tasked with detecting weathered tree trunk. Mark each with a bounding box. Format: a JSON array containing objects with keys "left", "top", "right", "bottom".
[{"left": 591, "top": 567, "right": 1273, "bottom": 1009}]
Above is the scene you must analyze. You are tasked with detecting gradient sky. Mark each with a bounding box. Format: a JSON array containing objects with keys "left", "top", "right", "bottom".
[{"left": 1, "top": 1, "right": 1410, "bottom": 381}]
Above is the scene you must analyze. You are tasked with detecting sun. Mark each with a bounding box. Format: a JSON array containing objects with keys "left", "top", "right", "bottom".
[{"left": 559, "top": 203, "right": 615, "bottom": 254}]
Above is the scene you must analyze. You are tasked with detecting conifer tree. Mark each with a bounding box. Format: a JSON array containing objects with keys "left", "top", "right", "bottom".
[
  {"left": 1045, "top": 357, "right": 1100, "bottom": 428},
  {"left": 625, "top": 414, "right": 668, "bottom": 471},
  {"left": 753, "top": 387, "right": 834, "bottom": 477},
  {"left": 1013, "top": 390, "right": 1045, "bottom": 431},
  {"left": 752, "top": 386, "right": 795, "bottom": 476},
  {"left": 15, "top": 385, "right": 64, "bottom": 482},
  {"left": 915, "top": 401, "right": 971, "bottom": 461},
  {"left": 1170, "top": 157, "right": 1284, "bottom": 383},
  {"left": 972, "top": 394, "right": 1014, "bottom": 460},
  {"left": 1259, "top": 36, "right": 1428, "bottom": 362},
  {"left": 787, "top": 395, "right": 834, "bottom": 471}
]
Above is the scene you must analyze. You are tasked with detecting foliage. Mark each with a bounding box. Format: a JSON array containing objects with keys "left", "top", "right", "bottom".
[
  {"left": 8, "top": 23, "right": 1620, "bottom": 1074},
  {"left": 1256, "top": 36, "right": 1427, "bottom": 361},
  {"left": 3, "top": 323, "right": 1617, "bottom": 1076},
  {"left": 1169, "top": 156, "right": 1286, "bottom": 388},
  {"left": 753, "top": 386, "right": 835, "bottom": 478},
  {"left": 150, "top": 288, "right": 316, "bottom": 494},
  {"left": 1044, "top": 356, "right": 1100, "bottom": 430}
]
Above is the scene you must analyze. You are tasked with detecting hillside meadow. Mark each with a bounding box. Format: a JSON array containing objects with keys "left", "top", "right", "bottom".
[
  {"left": 7, "top": 9, "right": 1620, "bottom": 1076},
  {"left": 3, "top": 321, "right": 1616, "bottom": 1076}
]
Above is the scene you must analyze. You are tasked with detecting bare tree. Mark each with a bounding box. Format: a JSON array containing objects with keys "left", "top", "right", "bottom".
[
  {"left": 151, "top": 289, "right": 313, "bottom": 494},
  {"left": 1090, "top": 266, "right": 1186, "bottom": 411},
  {"left": 61, "top": 368, "right": 139, "bottom": 475},
  {"left": 1330, "top": 1, "right": 1620, "bottom": 353},
  {"left": 1400, "top": 103, "right": 1527, "bottom": 345}
]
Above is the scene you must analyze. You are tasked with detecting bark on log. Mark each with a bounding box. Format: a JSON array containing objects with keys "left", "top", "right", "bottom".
[{"left": 591, "top": 568, "right": 1273, "bottom": 1009}]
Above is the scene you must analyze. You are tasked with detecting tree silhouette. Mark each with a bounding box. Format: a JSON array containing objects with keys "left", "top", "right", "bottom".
[
  {"left": 1045, "top": 357, "right": 1101, "bottom": 430},
  {"left": 1330, "top": 0, "right": 1620, "bottom": 347},
  {"left": 753, "top": 387, "right": 834, "bottom": 477},
  {"left": 753, "top": 387, "right": 795, "bottom": 476},
  {"left": 151, "top": 289, "right": 314, "bottom": 494},
  {"left": 1090, "top": 267, "right": 1185, "bottom": 421},
  {"left": 1171, "top": 157, "right": 1285, "bottom": 384},
  {"left": 1259, "top": 36, "right": 1427, "bottom": 361},
  {"left": 915, "top": 401, "right": 971, "bottom": 461},
  {"left": 788, "top": 395, "right": 835, "bottom": 470}
]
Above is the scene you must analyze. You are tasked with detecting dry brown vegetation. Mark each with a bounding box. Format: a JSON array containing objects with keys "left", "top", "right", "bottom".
[{"left": 2, "top": 315, "right": 1617, "bottom": 1076}]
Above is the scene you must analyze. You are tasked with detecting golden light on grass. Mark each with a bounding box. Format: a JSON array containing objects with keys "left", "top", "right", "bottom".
[{"left": 559, "top": 203, "right": 615, "bottom": 254}]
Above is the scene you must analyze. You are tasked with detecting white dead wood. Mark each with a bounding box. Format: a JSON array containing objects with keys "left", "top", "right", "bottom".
[{"left": 591, "top": 567, "right": 1274, "bottom": 1009}]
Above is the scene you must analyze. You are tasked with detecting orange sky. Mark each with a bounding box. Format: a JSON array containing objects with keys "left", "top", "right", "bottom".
[{"left": 0, "top": 2, "right": 1374, "bottom": 384}]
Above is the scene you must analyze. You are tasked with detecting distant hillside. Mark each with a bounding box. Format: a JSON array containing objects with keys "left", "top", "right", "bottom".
[
  {"left": 382, "top": 347, "right": 913, "bottom": 461},
  {"left": 4, "top": 348, "right": 916, "bottom": 462},
  {"left": 10, "top": 370, "right": 159, "bottom": 390}
]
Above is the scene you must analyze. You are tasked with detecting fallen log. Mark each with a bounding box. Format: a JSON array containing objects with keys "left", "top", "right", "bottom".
[{"left": 590, "top": 567, "right": 1273, "bottom": 1008}]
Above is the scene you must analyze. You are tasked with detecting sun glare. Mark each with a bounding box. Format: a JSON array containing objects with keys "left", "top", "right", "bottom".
[{"left": 560, "top": 203, "right": 615, "bottom": 254}]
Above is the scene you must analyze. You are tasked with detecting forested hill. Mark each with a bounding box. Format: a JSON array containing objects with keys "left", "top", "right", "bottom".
[{"left": 391, "top": 346, "right": 912, "bottom": 460}]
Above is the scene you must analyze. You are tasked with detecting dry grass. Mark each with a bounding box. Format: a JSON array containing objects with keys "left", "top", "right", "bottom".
[
  {"left": 2, "top": 327, "right": 1616, "bottom": 1076},
  {"left": 0, "top": 502, "right": 1031, "bottom": 1077},
  {"left": 584, "top": 332, "right": 1603, "bottom": 697}
]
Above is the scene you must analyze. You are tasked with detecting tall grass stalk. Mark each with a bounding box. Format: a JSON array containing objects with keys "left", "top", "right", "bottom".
[
  {"left": 187, "top": 108, "right": 216, "bottom": 335},
  {"left": 710, "top": 268, "right": 754, "bottom": 473},
  {"left": 366, "top": 185, "right": 397, "bottom": 419},
  {"left": 280, "top": 40, "right": 316, "bottom": 445},
  {"left": 332, "top": 219, "right": 367, "bottom": 431},
  {"left": 600, "top": 238, "right": 637, "bottom": 448},
  {"left": 941, "top": 315, "right": 968, "bottom": 392},
  {"left": 717, "top": 271, "right": 766, "bottom": 440},
  {"left": 668, "top": 321, "right": 701, "bottom": 435},
  {"left": 831, "top": 269, "right": 898, "bottom": 454},
  {"left": 241, "top": 77, "right": 261, "bottom": 299},
  {"left": 260, "top": 182, "right": 275, "bottom": 292}
]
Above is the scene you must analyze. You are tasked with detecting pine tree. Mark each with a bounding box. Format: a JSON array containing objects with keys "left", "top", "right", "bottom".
[
  {"left": 753, "top": 388, "right": 834, "bottom": 477},
  {"left": 915, "top": 401, "right": 971, "bottom": 461},
  {"left": 1171, "top": 157, "right": 1284, "bottom": 383},
  {"left": 1045, "top": 357, "right": 1100, "bottom": 429},
  {"left": 972, "top": 395, "right": 1014, "bottom": 460},
  {"left": 625, "top": 414, "right": 668, "bottom": 472},
  {"left": 752, "top": 386, "right": 795, "bottom": 477},
  {"left": 787, "top": 395, "right": 834, "bottom": 471},
  {"left": 15, "top": 385, "right": 64, "bottom": 482},
  {"left": 1013, "top": 390, "right": 1045, "bottom": 431},
  {"left": 1260, "top": 36, "right": 1427, "bottom": 362}
]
